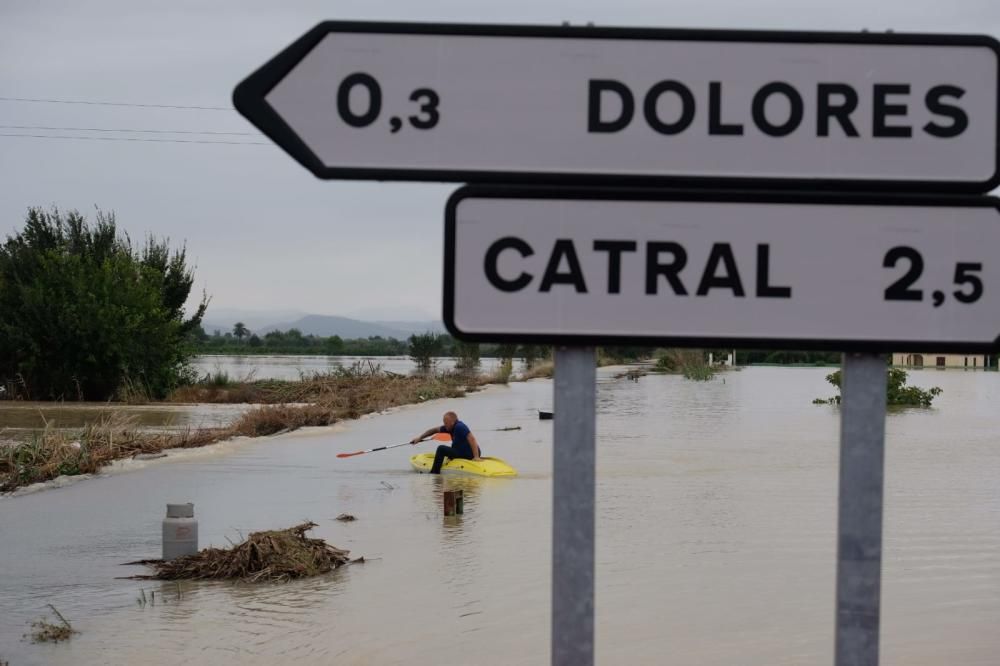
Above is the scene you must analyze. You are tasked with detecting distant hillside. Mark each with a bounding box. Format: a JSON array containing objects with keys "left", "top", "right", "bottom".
[
  {"left": 374, "top": 320, "right": 446, "bottom": 335},
  {"left": 200, "top": 308, "right": 306, "bottom": 334},
  {"left": 202, "top": 322, "right": 236, "bottom": 336},
  {"left": 256, "top": 315, "right": 443, "bottom": 339}
]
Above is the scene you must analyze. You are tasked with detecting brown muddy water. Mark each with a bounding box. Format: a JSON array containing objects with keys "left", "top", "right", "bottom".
[
  {"left": 0, "top": 402, "right": 253, "bottom": 444},
  {"left": 0, "top": 367, "right": 997, "bottom": 665}
]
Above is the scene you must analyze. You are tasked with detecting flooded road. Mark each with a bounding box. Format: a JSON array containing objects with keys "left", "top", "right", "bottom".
[{"left": 1, "top": 367, "right": 998, "bottom": 665}]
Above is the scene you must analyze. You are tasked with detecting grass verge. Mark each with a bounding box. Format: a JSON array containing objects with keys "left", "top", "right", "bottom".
[{"left": 519, "top": 362, "right": 554, "bottom": 380}]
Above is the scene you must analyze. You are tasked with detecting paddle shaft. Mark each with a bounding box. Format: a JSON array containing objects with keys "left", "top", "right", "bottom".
[{"left": 336, "top": 432, "right": 451, "bottom": 458}]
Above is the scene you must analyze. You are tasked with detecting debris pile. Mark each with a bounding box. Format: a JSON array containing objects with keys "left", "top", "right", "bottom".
[{"left": 141, "top": 522, "right": 356, "bottom": 583}]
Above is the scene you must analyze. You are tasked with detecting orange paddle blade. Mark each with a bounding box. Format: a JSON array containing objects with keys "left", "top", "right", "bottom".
[
  {"left": 432, "top": 432, "right": 452, "bottom": 442},
  {"left": 336, "top": 451, "right": 365, "bottom": 458}
]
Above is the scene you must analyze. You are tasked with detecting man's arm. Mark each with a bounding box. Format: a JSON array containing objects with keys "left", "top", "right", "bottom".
[
  {"left": 467, "top": 433, "right": 482, "bottom": 460},
  {"left": 411, "top": 426, "right": 441, "bottom": 444}
]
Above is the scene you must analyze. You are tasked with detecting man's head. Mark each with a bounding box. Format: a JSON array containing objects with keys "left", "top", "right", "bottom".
[{"left": 442, "top": 411, "right": 458, "bottom": 431}]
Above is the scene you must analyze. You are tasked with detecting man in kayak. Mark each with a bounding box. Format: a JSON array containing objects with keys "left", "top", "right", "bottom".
[{"left": 411, "top": 411, "right": 482, "bottom": 474}]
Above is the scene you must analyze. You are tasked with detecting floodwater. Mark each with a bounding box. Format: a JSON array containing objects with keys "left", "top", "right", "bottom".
[
  {"left": 1, "top": 367, "right": 997, "bottom": 665},
  {"left": 0, "top": 401, "right": 249, "bottom": 435},
  {"left": 0, "top": 355, "right": 520, "bottom": 440},
  {"left": 192, "top": 354, "right": 526, "bottom": 381}
]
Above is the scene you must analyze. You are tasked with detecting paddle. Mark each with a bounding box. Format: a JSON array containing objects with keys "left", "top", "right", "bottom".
[{"left": 336, "top": 432, "right": 451, "bottom": 458}]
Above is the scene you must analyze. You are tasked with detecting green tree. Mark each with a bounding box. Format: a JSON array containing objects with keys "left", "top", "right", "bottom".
[
  {"left": 247, "top": 334, "right": 262, "bottom": 348},
  {"left": 263, "top": 330, "right": 284, "bottom": 348},
  {"left": 284, "top": 328, "right": 305, "bottom": 347},
  {"left": 232, "top": 322, "right": 248, "bottom": 344},
  {"left": 601, "top": 346, "right": 656, "bottom": 362},
  {"left": 409, "top": 332, "right": 444, "bottom": 371},
  {"left": 815, "top": 368, "right": 942, "bottom": 406},
  {"left": 520, "top": 344, "right": 542, "bottom": 368},
  {"left": 496, "top": 343, "right": 519, "bottom": 361},
  {"left": 0, "top": 207, "right": 206, "bottom": 400},
  {"left": 325, "top": 335, "right": 345, "bottom": 355},
  {"left": 187, "top": 324, "right": 209, "bottom": 343},
  {"left": 655, "top": 349, "right": 715, "bottom": 380},
  {"left": 455, "top": 341, "right": 481, "bottom": 374}
]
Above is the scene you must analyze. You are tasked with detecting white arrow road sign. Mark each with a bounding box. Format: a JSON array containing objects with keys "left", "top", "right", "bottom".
[
  {"left": 444, "top": 188, "right": 1000, "bottom": 352},
  {"left": 234, "top": 22, "right": 1000, "bottom": 192}
]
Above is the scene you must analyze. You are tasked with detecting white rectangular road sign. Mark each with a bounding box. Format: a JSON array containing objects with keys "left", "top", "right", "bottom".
[
  {"left": 235, "top": 22, "right": 1000, "bottom": 192},
  {"left": 444, "top": 188, "right": 1000, "bottom": 352}
]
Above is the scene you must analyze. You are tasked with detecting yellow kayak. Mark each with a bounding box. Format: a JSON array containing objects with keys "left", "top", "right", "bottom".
[{"left": 410, "top": 453, "right": 517, "bottom": 478}]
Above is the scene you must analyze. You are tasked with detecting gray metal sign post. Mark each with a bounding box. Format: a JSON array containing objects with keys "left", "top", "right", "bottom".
[
  {"left": 835, "top": 353, "right": 888, "bottom": 666},
  {"left": 552, "top": 346, "right": 596, "bottom": 666}
]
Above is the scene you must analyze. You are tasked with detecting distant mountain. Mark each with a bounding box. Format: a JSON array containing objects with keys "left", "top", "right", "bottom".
[
  {"left": 347, "top": 306, "right": 438, "bottom": 321},
  {"left": 202, "top": 322, "right": 232, "bottom": 336},
  {"left": 256, "top": 315, "right": 443, "bottom": 339},
  {"left": 374, "top": 320, "right": 446, "bottom": 335},
  {"left": 200, "top": 308, "right": 307, "bottom": 335},
  {"left": 198, "top": 306, "right": 445, "bottom": 339}
]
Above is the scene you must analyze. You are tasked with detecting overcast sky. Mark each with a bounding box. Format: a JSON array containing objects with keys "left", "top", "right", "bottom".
[{"left": 1, "top": 0, "right": 997, "bottom": 321}]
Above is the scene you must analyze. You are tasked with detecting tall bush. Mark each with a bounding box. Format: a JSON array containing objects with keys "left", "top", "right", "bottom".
[{"left": 0, "top": 208, "right": 206, "bottom": 400}]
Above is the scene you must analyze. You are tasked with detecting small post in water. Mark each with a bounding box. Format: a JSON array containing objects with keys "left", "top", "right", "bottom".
[
  {"left": 552, "top": 346, "right": 596, "bottom": 666},
  {"left": 162, "top": 503, "right": 198, "bottom": 561},
  {"left": 835, "top": 352, "right": 888, "bottom": 666},
  {"left": 443, "top": 490, "right": 457, "bottom": 516}
]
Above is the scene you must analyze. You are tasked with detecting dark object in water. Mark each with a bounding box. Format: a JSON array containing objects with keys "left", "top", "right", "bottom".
[
  {"left": 444, "top": 489, "right": 464, "bottom": 516},
  {"left": 121, "top": 558, "right": 164, "bottom": 566},
  {"left": 539, "top": 410, "right": 553, "bottom": 420},
  {"left": 134, "top": 452, "right": 168, "bottom": 461},
  {"left": 336, "top": 513, "right": 356, "bottom": 522}
]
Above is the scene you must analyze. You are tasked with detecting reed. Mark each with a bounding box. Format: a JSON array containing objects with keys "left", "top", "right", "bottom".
[{"left": 28, "top": 605, "right": 77, "bottom": 643}]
